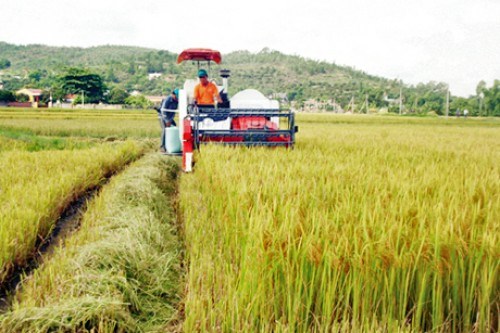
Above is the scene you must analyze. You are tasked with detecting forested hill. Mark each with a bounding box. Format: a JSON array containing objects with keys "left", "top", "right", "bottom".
[
  {"left": 0, "top": 41, "right": 396, "bottom": 102},
  {"left": 1, "top": 42, "right": 497, "bottom": 115}
]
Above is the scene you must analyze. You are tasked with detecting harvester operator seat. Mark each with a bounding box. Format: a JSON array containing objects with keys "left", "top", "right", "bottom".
[{"left": 218, "top": 88, "right": 230, "bottom": 108}]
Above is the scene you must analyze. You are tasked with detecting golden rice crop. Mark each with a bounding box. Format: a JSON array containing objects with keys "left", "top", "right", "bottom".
[
  {"left": 0, "top": 154, "right": 182, "bottom": 332},
  {"left": 0, "top": 141, "right": 144, "bottom": 284},
  {"left": 180, "top": 115, "right": 499, "bottom": 332}
]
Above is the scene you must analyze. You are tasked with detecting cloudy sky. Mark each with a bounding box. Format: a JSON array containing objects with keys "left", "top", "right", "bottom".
[{"left": 2, "top": 0, "right": 499, "bottom": 96}]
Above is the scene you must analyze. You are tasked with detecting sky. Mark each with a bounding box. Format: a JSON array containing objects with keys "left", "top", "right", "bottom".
[{"left": 2, "top": 0, "right": 499, "bottom": 97}]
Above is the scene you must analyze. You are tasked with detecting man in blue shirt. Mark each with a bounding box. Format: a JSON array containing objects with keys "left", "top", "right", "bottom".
[{"left": 157, "top": 89, "right": 178, "bottom": 152}]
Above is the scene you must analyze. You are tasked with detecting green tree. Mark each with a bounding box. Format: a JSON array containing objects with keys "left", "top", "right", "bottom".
[
  {"left": 0, "top": 59, "right": 11, "bottom": 69},
  {"left": 124, "top": 95, "right": 153, "bottom": 109},
  {"left": 16, "top": 93, "right": 30, "bottom": 102},
  {"left": 0, "top": 89, "right": 15, "bottom": 102},
  {"left": 60, "top": 67, "right": 106, "bottom": 103},
  {"left": 2, "top": 77, "right": 24, "bottom": 91},
  {"left": 476, "top": 80, "right": 487, "bottom": 96},
  {"left": 127, "top": 62, "right": 136, "bottom": 75},
  {"left": 106, "top": 67, "right": 119, "bottom": 83},
  {"left": 483, "top": 80, "right": 500, "bottom": 116},
  {"left": 108, "top": 87, "right": 129, "bottom": 104},
  {"left": 50, "top": 85, "right": 67, "bottom": 103},
  {"left": 39, "top": 90, "right": 52, "bottom": 105},
  {"left": 28, "top": 69, "right": 47, "bottom": 83},
  {"left": 450, "top": 97, "right": 470, "bottom": 113}
]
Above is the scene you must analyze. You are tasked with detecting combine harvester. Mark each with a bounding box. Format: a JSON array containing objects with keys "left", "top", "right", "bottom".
[{"left": 167, "top": 48, "right": 298, "bottom": 172}]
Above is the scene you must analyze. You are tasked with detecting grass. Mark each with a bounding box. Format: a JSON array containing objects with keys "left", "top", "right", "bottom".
[{"left": 0, "top": 154, "right": 183, "bottom": 332}]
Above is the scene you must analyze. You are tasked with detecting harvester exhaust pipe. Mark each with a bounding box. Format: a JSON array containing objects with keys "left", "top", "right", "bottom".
[{"left": 220, "top": 69, "right": 231, "bottom": 94}]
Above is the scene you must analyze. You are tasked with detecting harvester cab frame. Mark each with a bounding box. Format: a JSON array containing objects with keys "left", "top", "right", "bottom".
[{"left": 171, "top": 48, "right": 298, "bottom": 172}]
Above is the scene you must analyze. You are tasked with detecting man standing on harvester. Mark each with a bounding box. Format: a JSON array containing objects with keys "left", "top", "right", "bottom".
[{"left": 194, "top": 69, "right": 222, "bottom": 107}]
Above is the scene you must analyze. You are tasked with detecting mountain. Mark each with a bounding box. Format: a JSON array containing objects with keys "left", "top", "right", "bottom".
[{"left": 0, "top": 41, "right": 460, "bottom": 113}]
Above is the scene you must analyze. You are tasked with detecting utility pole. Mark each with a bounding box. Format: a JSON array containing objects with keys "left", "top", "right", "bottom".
[
  {"left": 445, "top": 86, "right": 449, "bottom": 117},
  {"left": 81, "top": 90, "right": 85, "bottom": 107},
  {"left": 479, "top": 92, "right": 484, "bottom": 117},
  {"left": 399, "top": 87, "right": 402, "bottom": 115}
]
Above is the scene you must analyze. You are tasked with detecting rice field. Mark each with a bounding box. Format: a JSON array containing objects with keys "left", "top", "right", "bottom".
[
  {"left": 0, "top": 154, "right": 181, "bottom": 332},
  {"left": 0, "top": 108, "right": 498, "bottom": 332},
  {"left": 0, "top": 108, "right": 158, "bottom": 139},
  {"left": 0, "top": 141, "right": 144, "bottom": 284},
  {"left": 0, "top": 108, "right": 150, "bottom": 286},
  {"left": 180, "top": 114, "right": 499, "bottom": 332}
]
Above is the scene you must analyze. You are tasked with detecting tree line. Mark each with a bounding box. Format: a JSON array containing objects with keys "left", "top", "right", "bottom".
[{"left": 0, "top": 42, "right": 498, "bottom": 115}]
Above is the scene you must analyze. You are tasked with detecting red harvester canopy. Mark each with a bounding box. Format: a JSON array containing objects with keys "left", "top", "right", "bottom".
[{"left": 177, "top": 48, "right": 222, "bottom": 64}]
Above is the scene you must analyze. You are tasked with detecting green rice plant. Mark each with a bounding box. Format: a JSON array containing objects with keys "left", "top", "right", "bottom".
[
  {"left": 180, "top": 115, "right": 499, "bottom": 332},
  {"left": 0, "top": 108, "right": 160, "bottom": 139},
  {"left": 0, "top": 141, "right": 144, "bottom": 284},
  {"left": 0, "top": 107, "right": 154, "bottom": 117},
  {"left": 0, "top": 154, "right": 182, "bottom": 333},
  {"left": 0, "top": 128, "right": 96, "bottom": 152},
  {"left": 0, "top": 118, "right": 159, "bottom": 139}
]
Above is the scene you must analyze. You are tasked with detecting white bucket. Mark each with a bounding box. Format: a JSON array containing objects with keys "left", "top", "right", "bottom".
[{"left": 165, "top": 127, "right": 182, "bottom": 153}]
